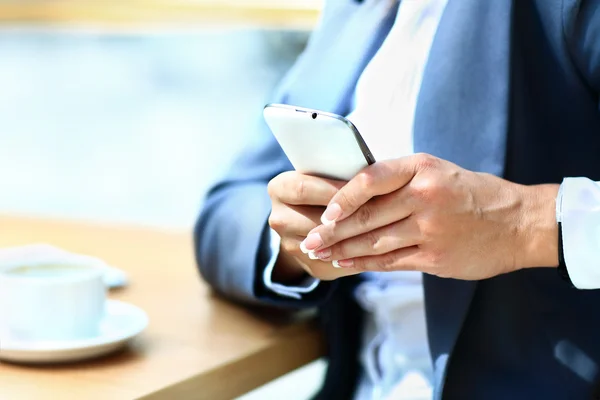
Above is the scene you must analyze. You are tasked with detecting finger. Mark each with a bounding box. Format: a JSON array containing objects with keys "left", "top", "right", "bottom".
[
  {"left": 279, "top": 237, "right": 361, "bottom": 281},
  {"left": 268, "top": 172, "right": 346, "bottom": 206},
  {"left": 313, "top": 218, "right": 421, "bottom": 261},
  {"left": 279, "top": 236, "right": 311, "bottom": 258},
  {"left": 320, "top": 155, "right": 422, "bottom": 224},
  {"left": 305, "top": 189, "right": 414, "bottom": 251},
  {"left": 269, "top": 205, "right": 325, "bottom": 237},
  {"left": 279, "top": 236, "right": 326, "bottom": 268},
  {"left": 332, "top": 246, "right": 422, "bottom": 272}
]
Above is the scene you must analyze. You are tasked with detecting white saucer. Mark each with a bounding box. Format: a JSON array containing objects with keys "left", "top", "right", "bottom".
[{"left": 0, "top": 300, "right": 148, "bottom": 364}]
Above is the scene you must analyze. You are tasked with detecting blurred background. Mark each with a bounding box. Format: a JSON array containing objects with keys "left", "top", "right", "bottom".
[
  {"left": 0, "top": 0, "right": 325, "bottom": 398},
  {"left": 0, "top": 0, "right": 316, "bottom": 228}
]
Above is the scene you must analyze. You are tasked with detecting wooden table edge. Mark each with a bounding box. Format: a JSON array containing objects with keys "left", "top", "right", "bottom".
[{"left": 137, "top": 321, "right": 325, "bottom": 400}]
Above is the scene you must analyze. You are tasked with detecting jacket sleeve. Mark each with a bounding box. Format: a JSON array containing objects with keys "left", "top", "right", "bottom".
[{"left": 194, "top": 117, "right": 337, "bottom": 309}]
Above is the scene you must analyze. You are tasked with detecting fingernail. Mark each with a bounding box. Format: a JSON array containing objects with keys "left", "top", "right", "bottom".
[
  {"left": 302, "top": 232, "right": 324, "bottom": 251},
  {"left": 308, "top": 251, "right": 318, "bottom": 260},
  {"left": 337, "top": 259, "right": 354, "bottom": 268},
  {"left": 321, "top": 203, "right": 342, "bottom": 225},
  {"left": 315, "top": 248, "right": 332, "bottom": 260},
  {"left": 332, "top": 260, "right": 342, "bottom": 269},
  {"left": 300, "top": 241, "right": 309, "bottom": 254}
]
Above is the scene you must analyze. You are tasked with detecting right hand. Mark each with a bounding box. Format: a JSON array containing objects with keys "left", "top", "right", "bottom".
[{"left": 267, "top": 171, "right": 359, "bottom": 281}]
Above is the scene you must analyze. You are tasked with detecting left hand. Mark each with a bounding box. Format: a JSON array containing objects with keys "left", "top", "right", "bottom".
[{"left": 300, "top": 153, "right": 559, "bottom": 280}]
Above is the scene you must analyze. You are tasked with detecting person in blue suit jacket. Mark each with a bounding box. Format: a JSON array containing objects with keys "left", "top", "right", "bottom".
[{"left": 195, "top": 0, "right": 600, "bottom": 399}]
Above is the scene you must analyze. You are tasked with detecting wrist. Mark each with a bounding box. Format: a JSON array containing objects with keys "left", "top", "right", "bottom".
[{"left": 515, "top": 183, "right": 560, "bottom": 269}]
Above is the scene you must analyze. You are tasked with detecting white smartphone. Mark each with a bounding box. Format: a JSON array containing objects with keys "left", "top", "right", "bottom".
[{"left": 263, "top": 103, "right": 375, "bottom": 181}]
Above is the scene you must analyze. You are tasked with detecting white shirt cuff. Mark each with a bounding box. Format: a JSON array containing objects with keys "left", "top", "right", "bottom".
[
  {"left": 559, "top": 177, "right": 600, "bottom": 289},
  {"left": 262, "top": 229, "right": 320, "bottom": 299}
]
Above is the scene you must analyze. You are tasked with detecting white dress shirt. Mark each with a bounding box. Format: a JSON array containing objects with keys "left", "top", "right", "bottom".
[
  {"left": 346, "top": 0, "right": 447, "bottom": 398},
  {"left": 557, "top": 178, "right": 600, "bottom": 289},
  {"left": 263, "top": 0, "right": 600, "bottom": 399}
]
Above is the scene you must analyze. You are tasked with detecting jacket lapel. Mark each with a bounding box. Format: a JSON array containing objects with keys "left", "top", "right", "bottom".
[{"left": 413, "top": 0, "right": 514, "bottom": 397}]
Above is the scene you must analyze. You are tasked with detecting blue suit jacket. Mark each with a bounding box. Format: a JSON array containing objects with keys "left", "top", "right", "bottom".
[{"left": 195, "top": 1, "right": 600, "bottom": 398}]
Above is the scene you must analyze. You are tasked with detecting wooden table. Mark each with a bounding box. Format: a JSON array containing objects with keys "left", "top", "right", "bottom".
[{"left": 0, "top": 215, "right": 324, "bottom": 400}]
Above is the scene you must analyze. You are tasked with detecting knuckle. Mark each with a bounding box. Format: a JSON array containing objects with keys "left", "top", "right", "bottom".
[
  {"left": 268, "top": 172, "right": 294, "bottom": 199},
  {"left": 361, "top": 254, "right": 394, "bottom": 272},
  {"left": 294, "top": 179, "right": 306, "bottom": 200},
  {"left": 364, "top": 230, "right": 380, "bottom": 250},
  {"left": 267, "top": 178, "right": 279, "bottom": 199},
  {"left": 378, "top": 253, "right": 397, "bottom": 271},
  {"left": 357, "top": 171, "right": 375, "bottom": 191},
  {"left": 413, "top": 153, "right": 440, "bottom": 170},
  {"left": 270, "top": 172, "right": 310, "bottom": 202},
  {"left": 268, "top": 212, "right": 285, "bottom": 232},
  {"left": 329, "top": 244, "right": 345, "bottom": 260},
  {"left": 267, "top": 216, "right": 281, "bottom": 231},
  {"left": 410, "top": 177, "right": 442, "bottom": 204},
  {"left": 351, "top": 259, "right": 368, "bottom": 272},
  {"left": 355, "top": 205, "right": 374, "bottom": 228},
  {"left": 337, "top": 190, "right": 356, "bottom": 209}
]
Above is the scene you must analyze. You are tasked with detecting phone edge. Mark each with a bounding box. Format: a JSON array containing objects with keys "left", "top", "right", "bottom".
[{"left": 264, "top": 103, "right": 376, "bottom": 165}]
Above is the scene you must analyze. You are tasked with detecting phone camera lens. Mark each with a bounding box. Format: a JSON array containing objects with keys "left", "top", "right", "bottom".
[{"left": 311, "top": 113, "right": 317, "bottom": 120}]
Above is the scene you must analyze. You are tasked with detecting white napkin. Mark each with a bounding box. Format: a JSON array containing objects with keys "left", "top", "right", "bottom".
[{"left": 0, "top": 244, "right": 128, "bottom": 289}]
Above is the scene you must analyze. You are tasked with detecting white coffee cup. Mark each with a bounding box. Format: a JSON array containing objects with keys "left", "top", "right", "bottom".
[{"left": 0, "top": 263, "right": 106, "bottom": 341}]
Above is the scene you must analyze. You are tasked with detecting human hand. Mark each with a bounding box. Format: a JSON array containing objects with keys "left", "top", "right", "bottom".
[
  {"left": 300, "top": 154, "right": 559, "bottom": 280},
  {"left": 267, "top": 171, "right": 360, "bottom": 281}
]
